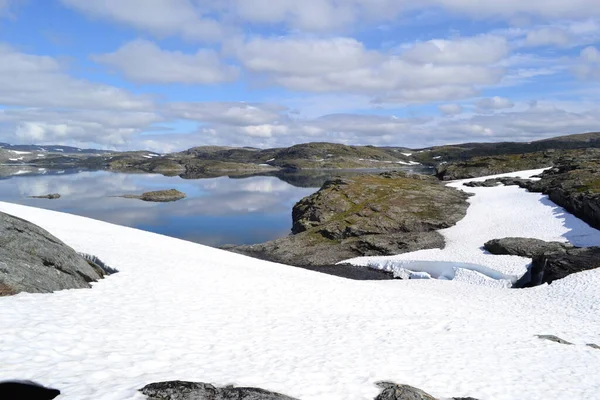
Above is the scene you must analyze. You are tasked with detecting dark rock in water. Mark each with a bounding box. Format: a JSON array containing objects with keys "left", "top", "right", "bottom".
[
  {"left": 28, "top": 193, "right": 61, "bottom": 199},
  {"left": 586, "top": 343, "right": 600, "bottom": 350},
  {"left": 229, "top": 172, "right": 469, "bottom": 267},
  {"left": 119, "top": 189, "right": 186, "bottom": 202},
  {"left": 374, "top": 382, "right": 437, "bottom": 400},
  {"left": 0, "top": 380, "right": 60, "bottom": 399},
  {"left": 529, "top": 247, "right": 600, "bottom": 285},
  {"left": 140, "top": 380, "right": 298, "bottom": 400},
  {"left": 0, "top": 211, "right": 106, "bottom": 295},
  {"left": 484, "top": 237, "right": 573, "bottom": 258},
  {"left": 536, "top": 335, "right": 573, "bottom": 345}
]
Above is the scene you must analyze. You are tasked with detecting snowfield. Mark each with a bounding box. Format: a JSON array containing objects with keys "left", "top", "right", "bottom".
[
  {"left": 344, "top": 169, "right": 600, "bottom": 287},
  {"left": 1, "top": 169, "right": 600, "bottom": 400}
]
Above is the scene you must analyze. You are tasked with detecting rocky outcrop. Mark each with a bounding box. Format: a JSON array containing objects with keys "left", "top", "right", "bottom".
[
  {"left": 28, "top": 193, "right": 61, "bottom": 199},
  {"left": 527, "top": 247, "right": 600, "bottom": 285},
  {"left": 463, "top": 177, "right": 532, "bottom": 188},
  {"left": 523, "top": 149, "right": 600, "bottom": 230},
  {"left": 0, "top": 212, "right": 108, "bottom": 295},
  {"left": 484, "top": 237, "right": 573, "bottom": 258},
  {"left": 119, "top": 189, "right": 186, "bottom": 202},
  {"left": 139, "top": 381, "right": 298, "bottom": 400},
  {"left": 374, "top": 382, "right": 480, "bottom": 400},
  {"left": 436, "top": 151, "right": 556, "bottom": 180},
  {"left": 228, "top": 172, "right": 470, "bottom": 267}
]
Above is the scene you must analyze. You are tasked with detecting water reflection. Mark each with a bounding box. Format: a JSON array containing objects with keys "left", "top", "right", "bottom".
[
  {"left": 0, "top": 166, "right": 435, "bottom": 246},
  {"left": 0, "top": 171, "right": 317, "bottom": 246}
]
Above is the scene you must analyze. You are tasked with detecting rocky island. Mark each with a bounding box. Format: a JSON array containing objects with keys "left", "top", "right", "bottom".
[{"left": 227, "top": 171, "right": 470, "bottom": 267}]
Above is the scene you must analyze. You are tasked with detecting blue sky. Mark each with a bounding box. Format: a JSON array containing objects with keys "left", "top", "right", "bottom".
[{"left": 0, "top": 0, "right": 599, "bottom": 151}]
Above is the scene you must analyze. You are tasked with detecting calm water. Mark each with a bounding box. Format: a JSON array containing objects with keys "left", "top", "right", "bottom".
[{"left": 0, "top": 166, "right": 434, "bottom": 246}]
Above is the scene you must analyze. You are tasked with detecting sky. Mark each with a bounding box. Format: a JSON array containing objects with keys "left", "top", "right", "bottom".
[{"left": 0, "top": 0, "right": 599, "bottom": 152}]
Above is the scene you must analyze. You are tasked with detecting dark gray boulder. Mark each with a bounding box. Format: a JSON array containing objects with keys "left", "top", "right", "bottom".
[
  {"left": 587, "top": 344, "right": 600, "bottom": 350},
  {"left": 528, "top": 247, "right": 600, "bottom": 285},
  {"left": 0, "top": 381, "right": 60, "bottom": 400},
  {"left": 374, "top": 382, "right": 437, "bottom": 400},
  {"left": 374, "top": 382, "right": 480, "bottom": 400},
  {"left": 139, "top": 381, "right": 298, "bottom": 400},
  {"left": 484, "top": 237, "right": 573, "bottom": 258},
  {"left": 0, "top": 211, "right": 106, "bottom": 295}
]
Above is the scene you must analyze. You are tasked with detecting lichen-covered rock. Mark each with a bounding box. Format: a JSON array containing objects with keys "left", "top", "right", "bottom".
[
  {"left": 139, "top": 380, "right": 298, "bottom": 400},
  {"left": 484, "top": 237, "right": 573, "bottom": 258},
  {"left": 119, "top": 189, "right": 186, "bottom": 202},
  {"left": 374, "top": 382, "right": 437, "bottom": 400},
  {"left": 0, "top": 212, "right": 105, "bottom": 295},
  {"left": 228, "top": 172, "right": 469, "bottom": 267}
]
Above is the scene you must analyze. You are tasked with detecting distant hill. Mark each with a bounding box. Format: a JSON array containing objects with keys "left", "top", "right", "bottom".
[{"left": 0, "top": 143, "right": 112, "bottom": 154}]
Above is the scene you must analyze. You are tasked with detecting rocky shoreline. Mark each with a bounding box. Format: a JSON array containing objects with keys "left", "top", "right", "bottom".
[{"left": 226, "top": 171, "right": 470, "bottom": 268}]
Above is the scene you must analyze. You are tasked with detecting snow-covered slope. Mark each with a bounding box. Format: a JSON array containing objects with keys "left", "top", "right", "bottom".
[
  {"left": 345, "top": 169, "right": 600, "bottom": 287},
  {"left": 1, "top": 170, "right": 600, "bottom": 400}
]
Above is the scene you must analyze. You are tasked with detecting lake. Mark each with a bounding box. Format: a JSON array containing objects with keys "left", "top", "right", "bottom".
[{"left": 0, "top": 166, "right": 434, "bottom": 246}]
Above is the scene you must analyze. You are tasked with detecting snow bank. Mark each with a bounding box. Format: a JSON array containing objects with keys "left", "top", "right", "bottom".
[
  {"left": 344, "top": 169, "right": 600, "bottom": 286},
  {"left": 1, "top": 171, "right": 600, "bottom": 399}
]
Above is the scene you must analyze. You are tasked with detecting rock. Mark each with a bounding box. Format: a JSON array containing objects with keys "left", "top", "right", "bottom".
[
  {"left": 484, "top": 237, "right": 573, "bottom": 258},
  {"left": 0, "top": 212, "right": 107, "bottom": 295},
  {"left": 536, "top": 335, "right": 573, "bottom": 345},
  {"left": 528, "top": 247, "right": 600, "bottom": 285},
  {"left": 521, "top": 149, "right": 600, "bottom": 230},
  {"left": 586, "top": 343, "right": 600, "bottom": 350},
  {"left": 374, "top": 382, "right": 437, "bottom": 400},
  {"left": 119, "top": 189, "right": 186, "bottom": 202},
  {"left": 0, "top": 381, "right": 60, "bottom": 399},
  {"left": 463, "top": 177, "right": 531, "bottom": 188},
  {"left": 28, "top": 193, "right": 61, "bottom": 199},
  {"left": 229, "top": 172, "right": 469, "bottom": 267},
  {"left": 139, "top": 380, "right": 298, "bottom": 400}
]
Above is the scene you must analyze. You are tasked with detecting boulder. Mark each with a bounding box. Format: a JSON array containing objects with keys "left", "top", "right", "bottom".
[
  {"left": 463, "top": 177, "right": 531, "bottom": 188},
  {"left": 139, "top": 381, "right": 298, "bottom": 400},
  {"left": 536, "top": 335, "right": 573, "bottom": 345},
  {"left": 484, "top": 237, "right": 573, "bottom": 258},
  {"left": 0, "top": 381, "right": 60, "bottom": 400},
  {"left": 374, "top": 382, "right": 481, "bottom": 400},
  {"left": 528, "top": 247, "right": 600, "bottom": 285},
  {"left": 0, "top": 212, "right": 106, "bottom": 295}
]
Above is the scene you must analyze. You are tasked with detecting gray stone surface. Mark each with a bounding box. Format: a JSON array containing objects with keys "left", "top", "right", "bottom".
[
  {"left": 139, "top": 381, "right": 298, "bottom": 400},
  {"left": 529, "top": 247, "right": 600, "bottom": 285},
  {"left": 484, "top": 237, "right": 573, "bottom": 258},
  {"left": 119, "top": 189, "right": 186, "bottom": 202},
  {"left": 536, "top": 335, "right": 573, "bottom": 345},
  {"left": 0, "top": 211, "right": 105, "bottom": 295},
  {"left": 229, "top": 172, "right": 469, "bottom": 267},
  {"left": 374, "top": 382, "right": 437, "bottom": 400}
]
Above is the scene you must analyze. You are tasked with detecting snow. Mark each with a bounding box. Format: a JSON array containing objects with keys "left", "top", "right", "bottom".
[
  {"left": 1, "top": 169, "right": 600, "bottom": 400},
  {"left": 344, "top": 169, "right": 600, "bottom": 287},
  {"left": 401, "top": 153, "right": 413, "bottom": 157},
  {"left": 142, "top": 154, "right": 159, "bottom": 159},
  {"left": 8, "top": 157, "right": 23, "bottom": 161},
  {"left": 9, "top": 150, "right": 31, "bottom": 155},
  {"left": 396, "top": 161, "right": 421, "bottom": 166},
  {"left": 433, "top": 156, "right": 442, "bottom": 160}
]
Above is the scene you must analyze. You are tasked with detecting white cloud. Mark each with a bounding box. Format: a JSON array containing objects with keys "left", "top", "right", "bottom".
[
  {"left": 524, "top": 27, "right": 571, "bottom": 47},
  {"left": 60, "top": 0, "right": 223, "bottom": 41},
  {"left": 401, "top": 35, "right": 509, "bottom": 65},
  {"left": 168, "top": 102, "right": 286, "bottom": 126},
  {"left": 231, "top": 36, "right": 503, "bottom": 102},
  {"left": 0, "top": 43, "right": 153, "bottom": 110},
  {"left": 477, "top": 96, "right": 515, "bottom": 110},
  {"left": 572, "top": 46, "right": 600, "bottom": 80},
  {"left": 92, "top": 40, "right": 239, "bottom": 84},
  {"left": 438, "top": 104, "right": 463, "bottom": 115}
]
